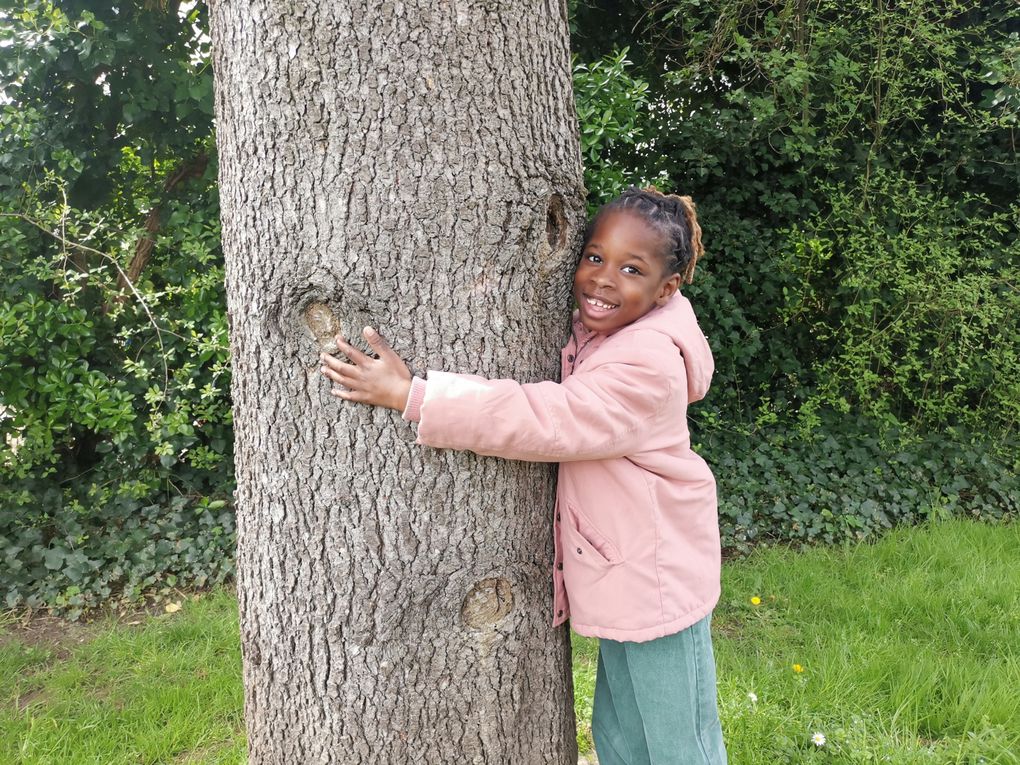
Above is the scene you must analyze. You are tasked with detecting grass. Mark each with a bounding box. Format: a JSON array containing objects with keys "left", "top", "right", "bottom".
[
  {"left": 3, "top": 518, "right": 1019, "bottom": 764},
  {"left": 0, "top": 593, "right": 245, "bottom": 764},
  {"left": 574, "top": 517, "right": 1020, "bottom": 762}
]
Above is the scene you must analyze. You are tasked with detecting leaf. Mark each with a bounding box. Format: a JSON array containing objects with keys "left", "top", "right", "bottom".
[{"left": 43, "top": 547, "right": 65, "bottom": 570}]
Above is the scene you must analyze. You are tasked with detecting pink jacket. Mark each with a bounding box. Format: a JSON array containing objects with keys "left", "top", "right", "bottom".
[{"left": 402, "top": 293, "right": 721, "bottom": 642}]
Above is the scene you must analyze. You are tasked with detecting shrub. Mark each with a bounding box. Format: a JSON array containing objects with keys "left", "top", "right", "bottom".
[
  {"left": 1, "top": 174, "right": 235, "bottom": 617},
  {"left": 698, "top": 415, "right": 1020, "bottom": 556}
]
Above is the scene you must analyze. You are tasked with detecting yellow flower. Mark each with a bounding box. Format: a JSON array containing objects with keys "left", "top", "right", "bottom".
[
  {"left": 792, "top": 663, "right": 804, "bottom": 673},
  {"left": 750, "top": 596, "right": 762, "bottom": 606}
]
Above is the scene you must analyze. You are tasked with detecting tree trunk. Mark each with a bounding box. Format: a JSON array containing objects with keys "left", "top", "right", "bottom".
[{"left": 209, "top": 2, "right": 586, "bottom": 762}]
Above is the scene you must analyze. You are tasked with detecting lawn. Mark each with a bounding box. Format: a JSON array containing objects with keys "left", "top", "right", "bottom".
[{"left": 3, "top": 518, "right": 1018, "bottom": 764}]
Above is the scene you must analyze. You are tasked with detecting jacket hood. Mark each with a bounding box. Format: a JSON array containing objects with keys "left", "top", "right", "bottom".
[
  {"left": 627, "top": 293, "right": 715, "bottom": 403},
  {"left": 571, "top": 293, "right": 715, "bottom": 402}
]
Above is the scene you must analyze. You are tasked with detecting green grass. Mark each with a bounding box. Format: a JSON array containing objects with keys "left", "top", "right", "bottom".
[
  {"left": 0, "top": 592, "right": 245, "bottom": 765},
  {"left": 3, "top": 519, "right": 1018, "bottom": 764},
  {"left": 574, "top": 518, "right": 1020, "bottom": 762}
]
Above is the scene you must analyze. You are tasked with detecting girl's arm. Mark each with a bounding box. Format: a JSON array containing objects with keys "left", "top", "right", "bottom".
[{"left": 321, "top": 327, "right": 681, "bottom": 463}]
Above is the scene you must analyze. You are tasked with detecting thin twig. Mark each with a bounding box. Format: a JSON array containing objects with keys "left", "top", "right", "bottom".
[{"left": 1, "top": 211, "right": 171, "bottom": 395}]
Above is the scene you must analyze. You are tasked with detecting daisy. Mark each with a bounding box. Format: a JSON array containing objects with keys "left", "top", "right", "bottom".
[{"left": 811, "top": 732, "right": 826, "bottom": 747}]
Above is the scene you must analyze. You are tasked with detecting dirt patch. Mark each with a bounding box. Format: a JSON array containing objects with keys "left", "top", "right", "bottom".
[
  {"left": 16, "top": 686, "right": 53, "bottom": 711},
  {"left": 0, "top": 614, "right": 100, "bottom": 659},
  {"left": 711, "top": 616, "right": 745, "bottom": 640},
  {"left": 0, "top": 591, "right": 213, "bottom": 656}
]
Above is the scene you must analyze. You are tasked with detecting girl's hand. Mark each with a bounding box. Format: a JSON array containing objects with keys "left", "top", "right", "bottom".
[{"left": 320, "top": 327, "right": 412, "bottom": 412}]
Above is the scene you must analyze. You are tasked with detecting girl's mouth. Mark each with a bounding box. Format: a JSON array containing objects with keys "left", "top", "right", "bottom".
[{"left": 585, "top": 295, "right": 619, "bottom": 314}]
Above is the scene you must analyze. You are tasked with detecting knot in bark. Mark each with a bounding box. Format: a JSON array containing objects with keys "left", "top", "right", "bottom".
[{"left": 461, "top": 577, "right": 514, "bottom": 628}]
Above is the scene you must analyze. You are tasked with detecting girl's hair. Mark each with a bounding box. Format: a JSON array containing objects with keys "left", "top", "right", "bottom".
[{"left": 583, "top": 186, "right": 704, "bottom": 284}]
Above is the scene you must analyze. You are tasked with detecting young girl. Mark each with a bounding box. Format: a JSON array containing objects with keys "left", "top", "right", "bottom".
[{"left": 320, "top": 186, "right": 727, "bottom": 765}]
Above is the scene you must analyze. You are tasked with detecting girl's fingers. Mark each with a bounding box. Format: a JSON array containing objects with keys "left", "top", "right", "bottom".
[
  {"left": 320, "top": 357, "right": 359, "bottom": 378},
  {"left": 324, "top": 359, "right": 365, "bottom": 383},
  {"left": 319, "top": 351, "right": 343, "bottom": 372},
  {"left": 323, "top": 327, "right": 407, "bottom": 410},
  {"left": 330, "top": 387, "right": 371, "bottom": 403},
  {"left": 362, "top": 326, "right": 398, "bottom": 361},
  {"left": 334, "top": 334, "right": 372, "bottom": 365},
  {"left": 323, "top": 371, "right": 356, "bottom": 396}
]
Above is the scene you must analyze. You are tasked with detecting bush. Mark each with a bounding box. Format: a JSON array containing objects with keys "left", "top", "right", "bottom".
[
  {"left": 0, "top": 175, "right": 235, "bottom": 617},
  {"left": 698, "top": 416, "right": 1020, "bottom": 556},
  {"left": 572, "top": 48, "right": 651, "bottom": 210},
  {"left": 573, "top": 0, "right": 1019, "bottom": 438},
  {"left": 778, "top": 172, "right": 1020, "bottom": 434}
]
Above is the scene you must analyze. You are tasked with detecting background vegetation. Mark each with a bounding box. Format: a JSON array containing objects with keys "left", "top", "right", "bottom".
[{"left": 1, "top": 1, "right": 1017, "bottom": 613}]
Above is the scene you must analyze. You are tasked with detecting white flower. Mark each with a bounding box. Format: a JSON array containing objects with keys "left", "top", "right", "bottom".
[
  {"left": 811, "top": 732, "right": 826, "bottom": 747},
  {"left": 747, "top": 692, "right": 758, "bottom": 703}
]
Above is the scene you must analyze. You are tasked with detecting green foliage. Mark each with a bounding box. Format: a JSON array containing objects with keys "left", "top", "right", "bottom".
[
  {"left": 0, "top": 1, "right": 213, "bottom": 206},
  {"left": 698, "top": 415, "right": 1020, "bottom": 555},
  {"left": 780, "top": 173, "right": 1020, "bottom": 433},
  {"left": 0, "top": 2, "right": 232, "bottom": 616},
  {"left": 573, "top": 0, "right": 1018, "bottom": 439},
  {"left": 572, "top": 48, "right": 651, "bottom": 210},
  {"left": 0, "top": 180, "right": 235, "bottom": 618}
]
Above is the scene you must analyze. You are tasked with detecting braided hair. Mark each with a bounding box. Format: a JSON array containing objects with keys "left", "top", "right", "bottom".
[{"left": 583, "top": 186, "right": 704, "bottom": 284}]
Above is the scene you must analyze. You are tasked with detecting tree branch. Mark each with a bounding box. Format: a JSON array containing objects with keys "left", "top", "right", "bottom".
[{"left": 117, "top": 152, "right": 209, "bottom": 292}]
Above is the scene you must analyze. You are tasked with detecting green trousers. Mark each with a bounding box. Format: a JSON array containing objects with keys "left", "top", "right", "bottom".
[{"left": 592, "top": 614, "right": 727, "bottom": 765}]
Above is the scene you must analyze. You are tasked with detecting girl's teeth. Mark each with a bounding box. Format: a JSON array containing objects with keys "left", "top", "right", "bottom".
[{"left": 587, "top": 297, "right": 617, "bottom": 309}]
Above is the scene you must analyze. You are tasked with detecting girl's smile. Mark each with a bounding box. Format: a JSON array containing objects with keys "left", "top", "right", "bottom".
[{"left": 573, "top": 210, "right": 681, "bottom": 333}]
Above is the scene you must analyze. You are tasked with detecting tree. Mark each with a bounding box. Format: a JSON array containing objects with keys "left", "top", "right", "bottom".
[{"left": 209, "top": 1, "right": 586, "bottom": 761}]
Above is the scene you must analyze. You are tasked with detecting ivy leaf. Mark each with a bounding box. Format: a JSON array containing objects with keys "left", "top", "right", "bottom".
[{"left": 43, "top": 547, "right": 65, "bottom": 570}]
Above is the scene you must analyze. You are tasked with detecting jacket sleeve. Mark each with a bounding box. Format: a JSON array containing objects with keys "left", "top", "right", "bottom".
[{"left": 414, "top": 331, "right": 682, "bottom": 462}]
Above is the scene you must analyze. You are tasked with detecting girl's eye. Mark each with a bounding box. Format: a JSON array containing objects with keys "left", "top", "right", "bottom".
[
  {"left": 585, "top": 254, "right": 602, "bottom": 264},
  {"left": 622, "top": 266, "right": 642, "bottom": 275}
]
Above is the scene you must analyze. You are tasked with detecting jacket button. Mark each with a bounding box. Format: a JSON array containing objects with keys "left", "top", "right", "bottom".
[
  {"left": 567, "top": 354, "right": 574, "bottom": 362},
  {"left": 556, "top": 513, "right": 560, "bottom": 521},
  {"left": 557, "top": 609, "right": 563, "bottom": 617},
  {"left": 556, "top": 562, "right": 563, "bottom": 570},
  {"left": 576, "top": 547, "right": 582, "bottom": 555}
]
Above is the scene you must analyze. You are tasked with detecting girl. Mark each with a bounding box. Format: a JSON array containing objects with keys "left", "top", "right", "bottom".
[{"left": 320, "top": 186, "right": 727, "bottom": 765}]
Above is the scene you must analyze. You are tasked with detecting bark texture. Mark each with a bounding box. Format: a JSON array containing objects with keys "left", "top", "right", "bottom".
[{"left": 210, "top": 1, "right": 586, "bottom": 762}]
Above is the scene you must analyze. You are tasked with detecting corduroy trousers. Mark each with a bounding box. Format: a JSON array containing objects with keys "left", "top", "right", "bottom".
[{"left": 592, "top": 613, "right": 728, "bottom": 765}]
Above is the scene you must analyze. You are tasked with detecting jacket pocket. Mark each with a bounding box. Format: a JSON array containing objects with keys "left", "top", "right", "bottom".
[{"left": 565, "top": 502, "right": 622, "bottom": 566}]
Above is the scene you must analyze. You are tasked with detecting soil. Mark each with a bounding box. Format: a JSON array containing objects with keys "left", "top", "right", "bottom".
[
  {"left": 0, "top": 613, "right": 99, "bottom": 659},
  {"left": 0, "top": 592, "right": 207, "bottom": 655}
]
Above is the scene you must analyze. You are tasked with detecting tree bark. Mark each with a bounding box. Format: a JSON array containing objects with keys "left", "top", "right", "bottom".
[{"left": 209, "top": 2, "right": 586, "bottom": 762}]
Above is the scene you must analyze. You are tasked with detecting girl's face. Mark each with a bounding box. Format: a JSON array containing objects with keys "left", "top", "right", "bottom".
[{"left": 573, "top": 210, "right": 681, "bottom": 333}]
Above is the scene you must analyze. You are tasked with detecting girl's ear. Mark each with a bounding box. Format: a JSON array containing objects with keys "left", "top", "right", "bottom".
[{"left": 656, "top": 273, "right": 682, "bottom": 305}]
